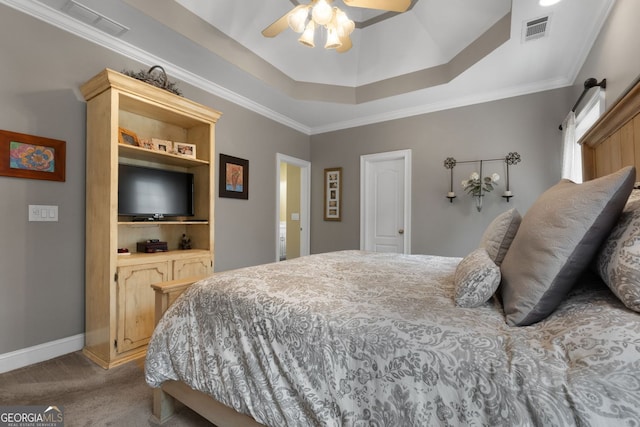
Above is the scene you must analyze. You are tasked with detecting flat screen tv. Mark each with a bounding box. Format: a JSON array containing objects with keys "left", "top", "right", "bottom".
[{"left": 118, "top": 164, "right": 194, "bottom": 220}]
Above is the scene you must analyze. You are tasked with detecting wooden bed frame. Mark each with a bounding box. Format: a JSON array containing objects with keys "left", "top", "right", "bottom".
[
  {"left": 581, "top": 77, "right": 640, "bottom": 181},
  {"left": 149, "top": 78, "right": 640, "bottom": 425}
]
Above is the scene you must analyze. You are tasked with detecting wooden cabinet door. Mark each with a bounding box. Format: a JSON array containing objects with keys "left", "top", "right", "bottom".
[
  {"left": 173, "top": 255, "right": 212, "bottom": 280},
  {"left": 116, "top": 261, "right": 169, "bottom": 353}
]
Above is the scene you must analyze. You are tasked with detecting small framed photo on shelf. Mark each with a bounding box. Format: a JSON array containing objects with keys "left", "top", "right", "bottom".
[
  {"left": 138, "top": 138, "right": 154, "bottom": 150},
  {"left": 118, "top": 127, "right": 139, "bottom": 146},
  {"left": 175, "top": 142, "right": 196, "bottom": 158},
  {"left": 0, "top": 129, "right": 66, "bottom": 182},
  {"left": 219, "top": 154, "right": 249, "bottom": 199},
  {"left": 151, "top": 138, "right": 173, "bottom": 153},
  {"left": 324, "top": 167, "right": 342, "bottom": 221}
]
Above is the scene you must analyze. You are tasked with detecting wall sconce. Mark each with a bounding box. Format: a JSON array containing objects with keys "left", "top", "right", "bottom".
[
  {"left": 444, "top": 157, "right": 457, "bottom": 202},
  {"left": 503, "top": 152, "right": 521, "bottom": 201},
  {"left": 444, "top": 152, "right": 521, "bottom": 211}
]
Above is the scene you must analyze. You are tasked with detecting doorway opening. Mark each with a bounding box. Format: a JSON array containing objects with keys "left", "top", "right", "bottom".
[{"left": 276, "top": 154, "right": 311, "bottom": 261}]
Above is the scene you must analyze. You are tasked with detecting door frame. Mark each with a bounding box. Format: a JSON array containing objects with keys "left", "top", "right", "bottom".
[
  {"left": 275, "top": 153, "right": 311, "bottom": 262},
  {"left": 360, "top": 149, "right": 412, "bottom": 254}
]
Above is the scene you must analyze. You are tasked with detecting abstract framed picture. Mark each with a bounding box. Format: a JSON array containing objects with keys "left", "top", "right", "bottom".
[
  {"left": 219, "top": 154, "right": 249, "bottom": 199},
  {"left": 0, "top": 129, "right": 66, "bottom": 182},
  {"left": 324, "top": 167, "right": 342, "bottom": 221}
]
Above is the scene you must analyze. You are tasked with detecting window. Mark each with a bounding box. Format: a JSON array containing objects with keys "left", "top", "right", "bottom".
[
  {"left": 561, "top": 89, "right": 605, "bottom": 183},
  {"left": 575, "top": 90, "right": 604, "bottom": 140}
]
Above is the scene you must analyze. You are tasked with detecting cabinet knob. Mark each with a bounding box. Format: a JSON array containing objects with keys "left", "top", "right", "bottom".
[{"left": 398, "top": 229, "right": 404, "bottom": 234}]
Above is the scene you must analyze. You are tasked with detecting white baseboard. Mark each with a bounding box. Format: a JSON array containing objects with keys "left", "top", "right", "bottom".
[{"left": 0, "top": 334, "right": 85, "bottom": 374}]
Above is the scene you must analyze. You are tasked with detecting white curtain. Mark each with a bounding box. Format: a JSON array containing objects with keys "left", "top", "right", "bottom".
[{"left": 561, "top": 111, "right": 582, "bottom": 183}]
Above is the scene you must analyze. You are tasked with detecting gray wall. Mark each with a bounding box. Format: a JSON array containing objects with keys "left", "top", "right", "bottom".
[
  {"left": 310, "top": 88, "right": 570, "bottom": 257},
  {"left": 310, "top": 0, "right": 640, "bottom": 259},
  {"left": 209, "top": 101, "right": 310, "bottom": 271},
  {"left": 573, "top": 0, "right": 640, "bottom": 110},
  {"left": 0, "top": 5, "right": 309, "bottom": 355}
]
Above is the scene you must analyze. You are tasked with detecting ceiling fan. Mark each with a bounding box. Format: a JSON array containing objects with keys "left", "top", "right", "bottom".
[{"left": 262, "top": 0, "right": 411, "bottom": 52}]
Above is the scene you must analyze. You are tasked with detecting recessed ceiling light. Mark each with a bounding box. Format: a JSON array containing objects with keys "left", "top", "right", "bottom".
[{"left": 539, "top": 0, "right": 562, "bottom": 6}]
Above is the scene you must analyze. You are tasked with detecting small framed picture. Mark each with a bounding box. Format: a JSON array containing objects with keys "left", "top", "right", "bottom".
[
  {"left": 324, "top": 167, "right": 342, "bottom": 221},
  {"left": 219, "top": 154, "right": 249, "bottom": 200},
  {"left": 175, "top": 142, "right": 196, "bottom": 158},
  {"left": 138, "top": 138, "right": 154, "bottom": 150},
  {"left": 118, "top": 127, "right": 139, "bottom": 146},
  {"left": 151, "top": 138, "right": 173, "bottom": 153}
]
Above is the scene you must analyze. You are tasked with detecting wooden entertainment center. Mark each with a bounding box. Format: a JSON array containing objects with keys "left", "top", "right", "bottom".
[{"left": 81, "top": 68, "right": 221, "bottom": 368}]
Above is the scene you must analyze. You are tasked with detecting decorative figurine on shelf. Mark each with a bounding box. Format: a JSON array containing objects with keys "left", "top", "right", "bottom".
[{"left": 179, "top": 234, "right": 192, "bottom": 250}]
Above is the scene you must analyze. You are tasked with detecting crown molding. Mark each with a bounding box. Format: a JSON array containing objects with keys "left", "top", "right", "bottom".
[{"left": 0, "top": 0, "right": 312, "bottom": 134}]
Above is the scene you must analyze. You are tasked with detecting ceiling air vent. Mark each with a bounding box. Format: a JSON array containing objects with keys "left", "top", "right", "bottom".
[
  {"left": 523, "top": 16, "right": 549, "bottom": 42},
  {"left": 62, "top": 0, "right": 129, "bottom": 37}
]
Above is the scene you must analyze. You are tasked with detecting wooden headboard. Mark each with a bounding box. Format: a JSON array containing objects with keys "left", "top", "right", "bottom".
[{"left": 580, "top": 78, "right": 640, "bottom": 180}]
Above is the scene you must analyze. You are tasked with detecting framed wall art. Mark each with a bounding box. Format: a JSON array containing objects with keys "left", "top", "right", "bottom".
[
  {"left": 219, "top": 154, "right": 249, "bottom": 199},
  {"left": 0, "top": 129, "right": 66, "bottom": 182},
  {"left": 324, "top": 167, "right": 342, "bottom": 221}
]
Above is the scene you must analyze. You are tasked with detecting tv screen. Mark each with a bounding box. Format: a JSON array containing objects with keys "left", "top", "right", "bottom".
[{"left": 118, "top": 164, "right": 194, "bottom": 219}]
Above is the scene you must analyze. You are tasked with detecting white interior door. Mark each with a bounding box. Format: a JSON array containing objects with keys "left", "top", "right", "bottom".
[{"left": 360, "top": 150, "right": 412, "bottom": 253}]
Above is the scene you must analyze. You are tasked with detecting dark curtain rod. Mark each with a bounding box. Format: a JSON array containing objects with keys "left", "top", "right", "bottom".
[{"left": 559, "top": 77, "right": 606, "bottom": 130}]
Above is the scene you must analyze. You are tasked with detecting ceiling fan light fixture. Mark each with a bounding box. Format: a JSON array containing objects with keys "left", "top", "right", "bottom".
[
  {"left": 299, "top": 20, "right": 316, "bottom": 47},
  {"left": 325, "top": 26, "right": 342, "bottom": 49},
  {"left": 264, "top": 0, "right": 405, "bottom": 53},
  {"left": 288, "top": 6, "right": 309, "bottom": 33},
  {"left": 312, "top": 0, "right": 333, "bottom": 26},
  {"left": 335, "top": 9, "right": 355, "bottom": 37}
]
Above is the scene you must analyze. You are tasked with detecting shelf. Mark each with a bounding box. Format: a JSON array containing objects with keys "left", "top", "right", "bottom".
[
  {"left": 117, "top": 249, "right": 211, "bottom": 266},
  {"left": 119, "top": 144, "right": 208, "bottom": 167},
  {"left": 118, "top": 221, "right": 209, "bottom": 225}
]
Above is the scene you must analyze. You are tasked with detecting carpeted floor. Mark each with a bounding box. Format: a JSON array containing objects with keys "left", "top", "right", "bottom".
[{"left": 0, "top": 351, "right": 212, "bottom": 426}]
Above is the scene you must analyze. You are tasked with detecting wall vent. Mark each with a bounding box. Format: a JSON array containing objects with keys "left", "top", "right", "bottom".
[
  {"left": 62, "top": 0, "right": 129, "bottom": 37},
  {"left": 522, "top": 16, "right": 549, "bottom": 42}
]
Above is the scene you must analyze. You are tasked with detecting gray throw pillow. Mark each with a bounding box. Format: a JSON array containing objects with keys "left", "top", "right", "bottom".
[
  {"left": 500, "top": 166, "right": 636, "bottom": 326},
  {"left": 479, "top": 208, "right": 521, "bottom": 266},
  {"left": 595, "top": 190, "right": 640, "bottom": 312},
  {"left": 454, "top": 248, "right": 501, "bottom": 308}
]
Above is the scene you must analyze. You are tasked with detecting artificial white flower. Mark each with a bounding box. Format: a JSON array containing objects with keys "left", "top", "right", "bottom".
[{"left": 462, "top": 171, "right": 500, "bottom": 196}]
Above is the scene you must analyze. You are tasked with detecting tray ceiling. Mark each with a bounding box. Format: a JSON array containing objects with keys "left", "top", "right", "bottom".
[{"left": 11, "top": 0, "right": 617, "bottom": 133}]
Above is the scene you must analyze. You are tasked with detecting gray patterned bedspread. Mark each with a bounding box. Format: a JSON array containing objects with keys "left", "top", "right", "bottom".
[{"left": 145, "top": 251, "right": 640, "bottom": 426}]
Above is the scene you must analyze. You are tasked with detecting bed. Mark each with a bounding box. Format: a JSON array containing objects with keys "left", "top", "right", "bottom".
[{"left": 145, "top": 78, "right": 640, "bottom": 426}]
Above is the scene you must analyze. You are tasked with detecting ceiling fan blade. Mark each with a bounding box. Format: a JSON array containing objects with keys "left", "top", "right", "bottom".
[
  {"left": 336, "top": 36, "right": 352, "bottom": 53},
  {"left": 262, "top": 5, "right": 307, "bottom": 38},
  {"left": 343, "top": 0, "right": 410, "bottom": 12}
]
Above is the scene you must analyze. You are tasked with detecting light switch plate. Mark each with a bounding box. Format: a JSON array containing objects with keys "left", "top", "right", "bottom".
[{"left": 28, "top": 205, "right": 58, "bottom": 222}]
